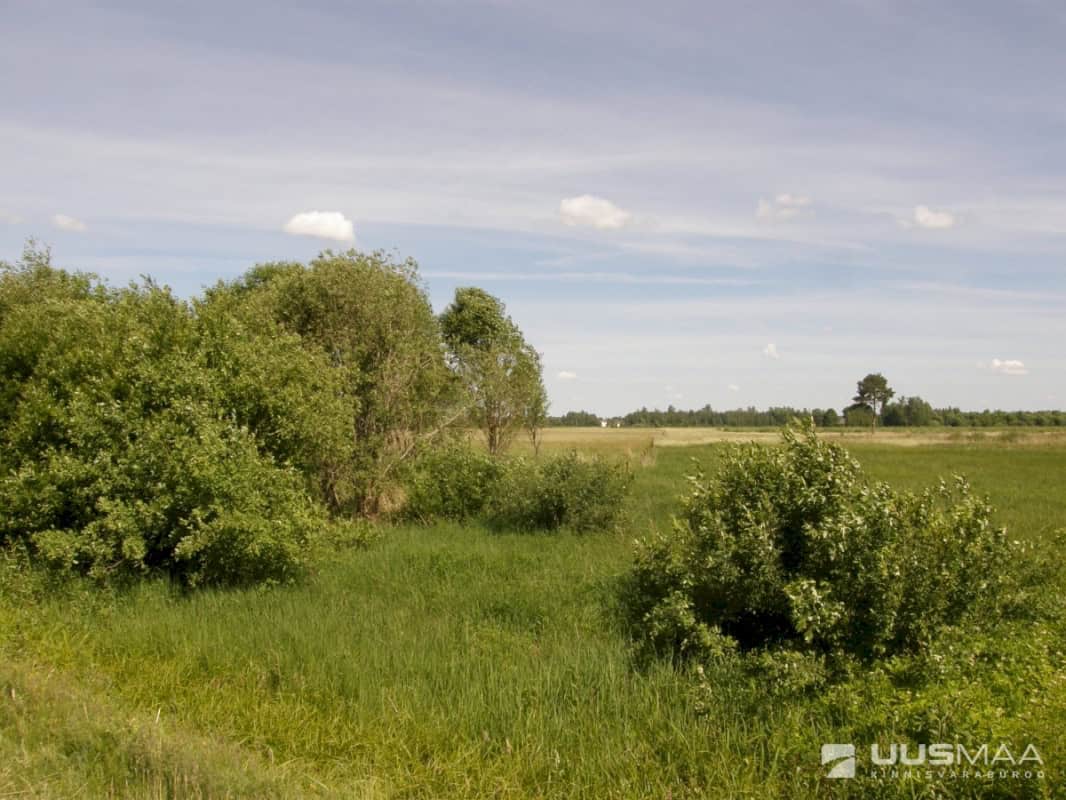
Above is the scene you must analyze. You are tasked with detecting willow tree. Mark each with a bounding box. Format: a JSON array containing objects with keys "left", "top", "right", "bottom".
[
  {"left": 218, "top": 250, "right": 457, "bottom": 512},
  {"left": 440, "top": 287, "right": 547, "bottom": 455}
]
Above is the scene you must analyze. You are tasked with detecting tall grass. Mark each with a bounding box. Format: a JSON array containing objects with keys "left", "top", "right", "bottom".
[{"left": 3, "top": 440, "right": 1064, "bottom": 797}]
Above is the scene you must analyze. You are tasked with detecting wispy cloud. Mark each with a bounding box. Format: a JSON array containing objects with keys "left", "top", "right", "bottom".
[
  {"left": 421, "top": 270, "right": 756, "bottom": 287},
  {"left": 559, "top": 195, "right": 631, "bottom": 230},
  {"left": 756, "top": 193, "right": 813, "bottom": 222},
  {"left": 983, "top": 358, "right": 1028, "bottom": 376},
  {"left": 52, "top": 213, "right": 87, "bottom": 232},
  {"left": 912, "top": 205, "right": 956, "bottom": 230},
  {"left": 283, "top": 211, "right": 355, "bottom": 242},
  {"left": 557, "top": 370, "right": 578, "bottom": 380},
  {"left": 763, "top": 343, "right": 780, "bottom": 360},
  {"left": 728, "top": 383, "right": 740, "bottom": 392}
]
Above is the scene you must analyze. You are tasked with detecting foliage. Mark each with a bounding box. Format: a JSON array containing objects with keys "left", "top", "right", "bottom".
[
  {"left": 400, "top": 443, "right": 633, "bottom": 533},
  {"left": 192, "top": 280, "right": 353, "bottom": 501},
  {"left": 221, "top": 250, "right": 457, "bottom": 512},
  {"left": 547, "top": 410, "right": 602, "bottom": 426},
  {"left": 524, "top": 383, "right": 548, "bottom": 456},
  {"left": 882, "top": 394, "right": 936, "bottom": 426},
  {"left": 815, "top": 407, "right": 839, "bottom": 426},
  {"left": 489, "top": 451, "right": 632, "bottom": 532},
  {"left": 625, "top": 421, "right": 1016, "bottom": 666},
  {"left": 440, "top": 287, "right": 547, "bottom": 455},
  {"left": 843, "top": 402, "right": 875, "bottom": 427},
  {"left": 609, "top": 402, "right": 1066, "bottom": 428},
  {"left": 621, "top": 404, "right": 807, "bottom": 428},
  {"left": 401, "top": 439, "right": 503, "bottom": 523},
  {"left": 0, "top": 249, "right": 326, "bottom": 585},
  {"left": 853, "top": 372, "right": 895, "bottom": 428},
  {"left": 439, "top": 285, "right": 513, "bottom": 349}
]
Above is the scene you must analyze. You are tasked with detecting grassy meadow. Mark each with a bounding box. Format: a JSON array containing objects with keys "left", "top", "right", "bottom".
[{"left": 3, "top": 430, "right": 1065, "bottom": 798}]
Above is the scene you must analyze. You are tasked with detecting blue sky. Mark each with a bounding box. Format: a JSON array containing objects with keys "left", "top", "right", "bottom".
[{"left": 2, "top": 0, "right": 1064, "bottom": 415}]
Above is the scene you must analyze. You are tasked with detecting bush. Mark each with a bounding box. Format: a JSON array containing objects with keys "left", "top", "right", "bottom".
[
  {"left": 626, "top": 421, "right": 1016, "bottom": 665},
  {"left": 193, "top": 284, "right": 353, "bottom": 506},
  {"left": 0, "top": 254, "right": 326, "bottom": 586},
  {"left": 401, "top": 440, "right": 503, "bottom": 523},
  {"left": 489, "top": 451, "right": 631, "bottom": 532}
]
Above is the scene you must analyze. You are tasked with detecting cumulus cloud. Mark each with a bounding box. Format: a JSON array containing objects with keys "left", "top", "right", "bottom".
[
  {"left": 913, "top": 205, "right": 956, "bottom": 229},
  {"left": 52, "top": 213, "right": 87, "bottom": 232},
  {"left": 557, "top": 370, "right": 578, "bottom": 380},
  {"left": 283, "top": 210, "right": 355, "bottom": 242},
  {"left": 762, "top": 343, "right": 780, "bottom": 359},
  {"left": 981, "top": 358, "right": 1028, "bottom": 376},
  {"left": 756, "top": 193, "right": 812, "bottom": 221},
  {"left": 559, "top": 195, "right": 631, "bottom": 230}
]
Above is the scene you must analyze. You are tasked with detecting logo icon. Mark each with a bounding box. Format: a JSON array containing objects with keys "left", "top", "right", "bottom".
[{"left": 822, "top": 744, "right": 856, "bottom": 779}]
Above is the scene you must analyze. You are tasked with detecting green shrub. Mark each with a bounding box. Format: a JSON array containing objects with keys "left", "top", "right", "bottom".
[
  {"left": 400, "top": 446, "right": 632, "bottom": 532},
  {"left": 401, "top": 440, "right": 503, "bottom": 523},
  {"left": 626, "top": 421, "right": 1016, "bottom": 665},
  {"left": 489, "top": 451, "right": 631, "bottom": 532},
  {"left": 0, "top": 254, "right": 326, "bottom": 586},
  {"left": 193, "top": 285, "right": 353, "bottom": 505}
]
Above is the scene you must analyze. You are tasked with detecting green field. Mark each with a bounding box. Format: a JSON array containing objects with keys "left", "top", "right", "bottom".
[{"left": 3, "top": 436, "right": 1065, "bottom": 798}]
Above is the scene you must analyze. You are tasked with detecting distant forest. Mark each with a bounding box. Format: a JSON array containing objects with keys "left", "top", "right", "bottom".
[{"left": 550, "top": 402, "right": 1066, "bottom": 428}]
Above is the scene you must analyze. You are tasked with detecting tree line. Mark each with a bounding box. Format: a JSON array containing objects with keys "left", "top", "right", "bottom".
[
  {"left": 552, "top": 405, "right": 1066, "bottom": 429},
  {"left": 551, "top": 373, "right": 1064, "bottom": 428}
]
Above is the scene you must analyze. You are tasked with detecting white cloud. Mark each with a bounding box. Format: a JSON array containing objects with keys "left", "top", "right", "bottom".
[
  {"left": 913, "top": 205, "right": 956, "bottom": 230},
  {"left": 756, "top": 193, "right": 812, "bottom": 221},
  {"left": 727, "top": 383, "right": 740, "bottom": 392},
  {"left": 282, "top": 210, "right": 355, "bottom": 242},
  {"left": 557, "top": 370, "right": 578, "bottom": 380},
  {"left": 762, "top": 343, "right": 780, "bottom": 359},
  {"left": 986, "top": 358, "right": 1028, "bottom": 376},
  {"left": 1, "top": 211, "right": 23, "bottom": 225},
  {"left": 559, "top": 195, "right": 631, "bottom": 230},
  {"left": 52, "top": 213, "right": 87, "bottom": 232}
]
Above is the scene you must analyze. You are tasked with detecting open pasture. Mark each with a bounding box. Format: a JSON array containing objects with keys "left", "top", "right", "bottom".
[{"left": 526, "top": 425, "right": 1066, "bottom": 454}]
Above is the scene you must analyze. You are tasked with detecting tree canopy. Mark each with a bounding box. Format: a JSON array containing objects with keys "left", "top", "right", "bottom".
[
  {"left": 440, "top": 287, "right": 547, "bottom": 455},
  {"left": 853, "top": 373, "right": 895, "bottom": 429}
]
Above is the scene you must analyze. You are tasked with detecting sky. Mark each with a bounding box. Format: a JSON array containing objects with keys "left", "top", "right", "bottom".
[{"left": 2, "top": 0, "right": 1064, "bottom": 416}]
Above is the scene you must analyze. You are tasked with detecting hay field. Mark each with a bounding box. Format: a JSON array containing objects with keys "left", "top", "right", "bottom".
[{"left": 527, "top": 425, "right": 1066, "bottom": 453}]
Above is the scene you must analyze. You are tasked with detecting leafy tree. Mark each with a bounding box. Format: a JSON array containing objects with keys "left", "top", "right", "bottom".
[
  {"left": 902, "top": 395, "right": 935, "bottom": 426},
  {"left": 853, "top": 373, "right": 895, "bottom": 430},
  {"left": 221, "top": 251, "right": 457, "bottom": 512},
  {"left": 882, "top": 395, "right": 936, "bottom": 427},
  {"left": 549, "top": 410, "right": 602, "bottom": 427},
  {"left": 525, "top": 387, "right": 548, "bottom": 456},
  {"left": 440, "top": 288, "right": 547, "bottom": 455},
  {"left": 843, "top": 403, "right": 875, "bottom": 428},
  {"left": 881, "top": 403, "right": 905, "bottom": 427}
]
